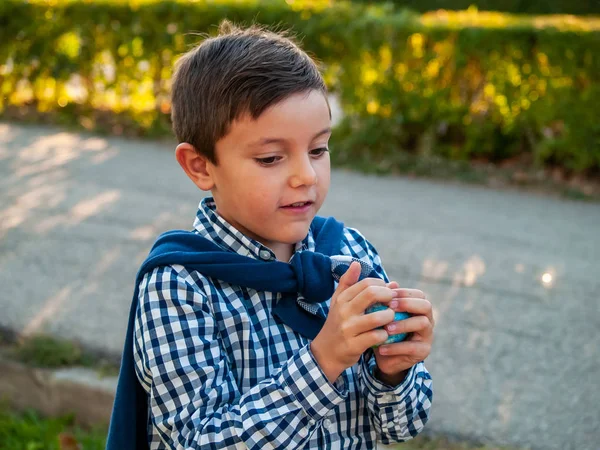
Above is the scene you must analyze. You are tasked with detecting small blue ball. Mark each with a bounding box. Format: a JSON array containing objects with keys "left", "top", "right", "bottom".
[{"left": 366, "top": 304, "right": 411, "bottom": 346}]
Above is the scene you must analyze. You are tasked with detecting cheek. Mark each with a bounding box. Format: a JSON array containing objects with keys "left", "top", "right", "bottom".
[
  {"left": 244, "top": 166, "right": 283, "bottom": 194},
  {"left": 231, "top": 165, "right": 275, "bottom": 198},
  {"left": 243, "top": 183, "right": 279, "bottom": 214},
  {"left": 317, "top": 161, "right": 331, "bottom": 192}
]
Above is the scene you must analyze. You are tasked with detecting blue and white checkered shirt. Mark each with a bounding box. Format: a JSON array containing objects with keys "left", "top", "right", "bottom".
[{"left": 133, "top": 198, "right": 433, "bottom": 449}]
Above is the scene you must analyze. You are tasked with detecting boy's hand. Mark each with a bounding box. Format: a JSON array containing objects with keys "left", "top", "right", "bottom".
[
  {"left": 311, "top": 262, "right": 397, "bottom": 383},
  {"left": 373, "top": 283, "right": 434, "bottom": 386}
]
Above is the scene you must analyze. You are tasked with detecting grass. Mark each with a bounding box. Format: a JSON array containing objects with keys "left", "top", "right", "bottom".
[
  {"left": 2, "top": 334, "right": 119, "bottom": 377},
  {"left": 10, "top": 336, "right": 94, "bottom": 369},
  {"left": 0, "top": 403, "right": 107, "bottom": 450}
]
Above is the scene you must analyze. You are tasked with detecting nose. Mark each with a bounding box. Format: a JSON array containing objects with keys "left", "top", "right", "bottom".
[{"left": 289, "top": 154, "right": 317, "bottom": 188}]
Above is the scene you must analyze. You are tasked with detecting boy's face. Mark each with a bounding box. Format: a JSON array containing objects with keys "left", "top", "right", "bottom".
[{"left": 210, "top": 90, "right": 331, "bottom": 257}]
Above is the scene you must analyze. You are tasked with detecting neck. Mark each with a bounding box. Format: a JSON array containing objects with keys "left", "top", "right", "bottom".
[
  {"left": 212, "top": 202, "right": 296, "bottom": 262},
  {"left": 271, "top": 243, "right": 295, "bottom": 262}
]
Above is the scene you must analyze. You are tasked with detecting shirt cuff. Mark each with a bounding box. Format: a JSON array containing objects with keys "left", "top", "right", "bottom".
[
  {"left": 278, "top": 344, "right": 348, "bottom": 422},
  {"left": 359, "top": 349, "right": 421, "bottom": 404}
]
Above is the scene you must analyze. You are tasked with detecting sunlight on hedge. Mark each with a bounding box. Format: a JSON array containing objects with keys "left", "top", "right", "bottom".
[
  {"left": 421, "top": 8, "right": 600, "bottom": 31},
  {"left": 0, "top": 0, "right": 598, "bottom": 171}
]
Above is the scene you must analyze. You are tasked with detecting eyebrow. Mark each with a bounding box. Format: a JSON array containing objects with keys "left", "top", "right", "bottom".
[{"left": 247, "top": 127, "right": 332, "bottom": 149}]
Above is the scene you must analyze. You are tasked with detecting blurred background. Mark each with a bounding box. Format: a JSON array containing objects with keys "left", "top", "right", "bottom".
[{"left": 0, "top": 0, "right": 599, "bottom": 449}]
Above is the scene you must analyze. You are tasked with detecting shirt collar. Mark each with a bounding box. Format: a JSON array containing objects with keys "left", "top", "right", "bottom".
[{"left": 192, "top": 197, "right": 314, "bottom": 262}]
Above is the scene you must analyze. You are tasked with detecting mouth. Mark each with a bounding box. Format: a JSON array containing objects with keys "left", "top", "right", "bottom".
[{"left": 281, "top": 200, "right": 314, "bottom": 210}]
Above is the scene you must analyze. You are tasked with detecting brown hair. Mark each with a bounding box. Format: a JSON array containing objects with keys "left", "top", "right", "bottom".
[{"left": 170, "top": 21, "right": 328, "bottom": 164}]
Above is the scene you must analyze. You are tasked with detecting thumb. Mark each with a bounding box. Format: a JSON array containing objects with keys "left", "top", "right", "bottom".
[
  {"left": 331, "top": 261, "right": 361, "bottom": 308},
  {"left": 337, "top": 261, "right": 361, "bottom": 291}
]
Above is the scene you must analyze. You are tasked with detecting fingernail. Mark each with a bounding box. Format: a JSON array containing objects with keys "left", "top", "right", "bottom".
[
  {"left": 392, "top": 290, "right": 400, "bottom": 298},
  {"left": 387, "top": 323, "right": 396, "bottom": 331},
  {"left": 379, "top": 346, "right": 388, "bottom": 354},
  {"left": 390, "top": 301, "right": 399, "bottom": 309}
]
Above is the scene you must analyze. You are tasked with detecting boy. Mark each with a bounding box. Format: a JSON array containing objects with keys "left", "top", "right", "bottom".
[{"left": 107, "top": 22, "right": 434, "bottom": 449}]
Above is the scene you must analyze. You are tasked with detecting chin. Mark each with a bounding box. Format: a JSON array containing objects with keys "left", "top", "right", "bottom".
[{"left": 280, "top": 225, "right": 312, "bottom": 244}]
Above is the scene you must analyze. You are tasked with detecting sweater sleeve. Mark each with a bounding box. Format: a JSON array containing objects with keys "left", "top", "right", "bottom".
[
  {"left": 342, "top": 227, "right": 433, "bottom": 442},
  {"left": 133, "top": 265, "right": 348, "bottom": 450}
]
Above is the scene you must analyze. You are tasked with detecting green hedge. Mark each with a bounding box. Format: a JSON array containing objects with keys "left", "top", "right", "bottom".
[
  {"left": 350, "top": 1, "right": 600, "bottom": 16},
  {"left": 1, "top": 0, "right": 599, "bottom": 173}
]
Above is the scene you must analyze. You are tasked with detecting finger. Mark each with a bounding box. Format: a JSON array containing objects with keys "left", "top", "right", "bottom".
[
  {"left": 332, "top": 262, "right": 362, "bottom": 304},
  {"left": 386, "top": 281, "right": 399, "bottom": 289},
  {"left": 350, "top": 285, "right": 397, "bottom": 313},
  {"left": 378, "top": 340, "right": 431, "bottom": 357},
  {"left": 391, "top": 298, "right": 434, "bottom": 322},
  {"left": 336, "top": 276, "right": 387, "bottom": 305},
  {"left": 384, "top": 315, "right": 432, "bottom": 336},
  {"left": 393, "top": 288, "right": 426, "bottom": 299},
  {"left": 355, "top": 328, "right": 389, "bottom": 350},
  {"left": 350, "top": 308, "right": 395, "bottom": 335}
]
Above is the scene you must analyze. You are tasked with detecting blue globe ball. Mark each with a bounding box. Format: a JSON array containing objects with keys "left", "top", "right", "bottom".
[{"left": 366, "top": 303, "right": 411, "bottom": 346}]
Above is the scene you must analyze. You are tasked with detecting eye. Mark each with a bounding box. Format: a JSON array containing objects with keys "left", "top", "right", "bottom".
[
  {"left": 255, "top": 156, "right": 281, "bottom": 166},
  {"left": 310, "top": 147, "right": 329, "bottom": 157}
]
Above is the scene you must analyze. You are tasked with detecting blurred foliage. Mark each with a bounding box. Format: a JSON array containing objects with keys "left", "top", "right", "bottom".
[
  {"left": 334, "top": 9, "right": 600, "bottom": 173},
  {"left": 12, "top": 335, "right": 94, "bottom": 368},
  {"left": 0, "top": 0, "right": 599, "bottom": 173},
  {"left": 348, "top": 0, "right": 600, "bottom": 16},
  {"left": 0, "top": 403, "right": 106, "bottom": 450}
]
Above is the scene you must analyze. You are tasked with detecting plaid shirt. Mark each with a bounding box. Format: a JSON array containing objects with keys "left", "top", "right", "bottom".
[{"left": 133, "top": 198, "right": 433, "bottom": 449}]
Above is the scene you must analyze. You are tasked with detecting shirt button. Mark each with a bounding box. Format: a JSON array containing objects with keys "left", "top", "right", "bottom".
[
  {"left": 259, "top": 249, "right": 272, "bottom": 260},
  {"left": 323, "top": 418, "right": 332, "bottom": 429},
  {"left": 382, "top": 394, "right": 394, "bottom": 402}
]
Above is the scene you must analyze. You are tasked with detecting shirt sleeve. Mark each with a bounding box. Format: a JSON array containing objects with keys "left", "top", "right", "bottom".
[
  {"left": 358, "top": 350, "right": 433, "bottom": 443},
  {"left": 343, "top": 227, "right": 434, "bottom": 442},
  {"left": 133, "top": 265, "right": 348, "bottom": 450}
]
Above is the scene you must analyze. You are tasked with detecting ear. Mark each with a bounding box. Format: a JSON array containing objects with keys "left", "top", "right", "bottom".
[{"left": 175, "top": 143, "right": 215, "bottom": 191}]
